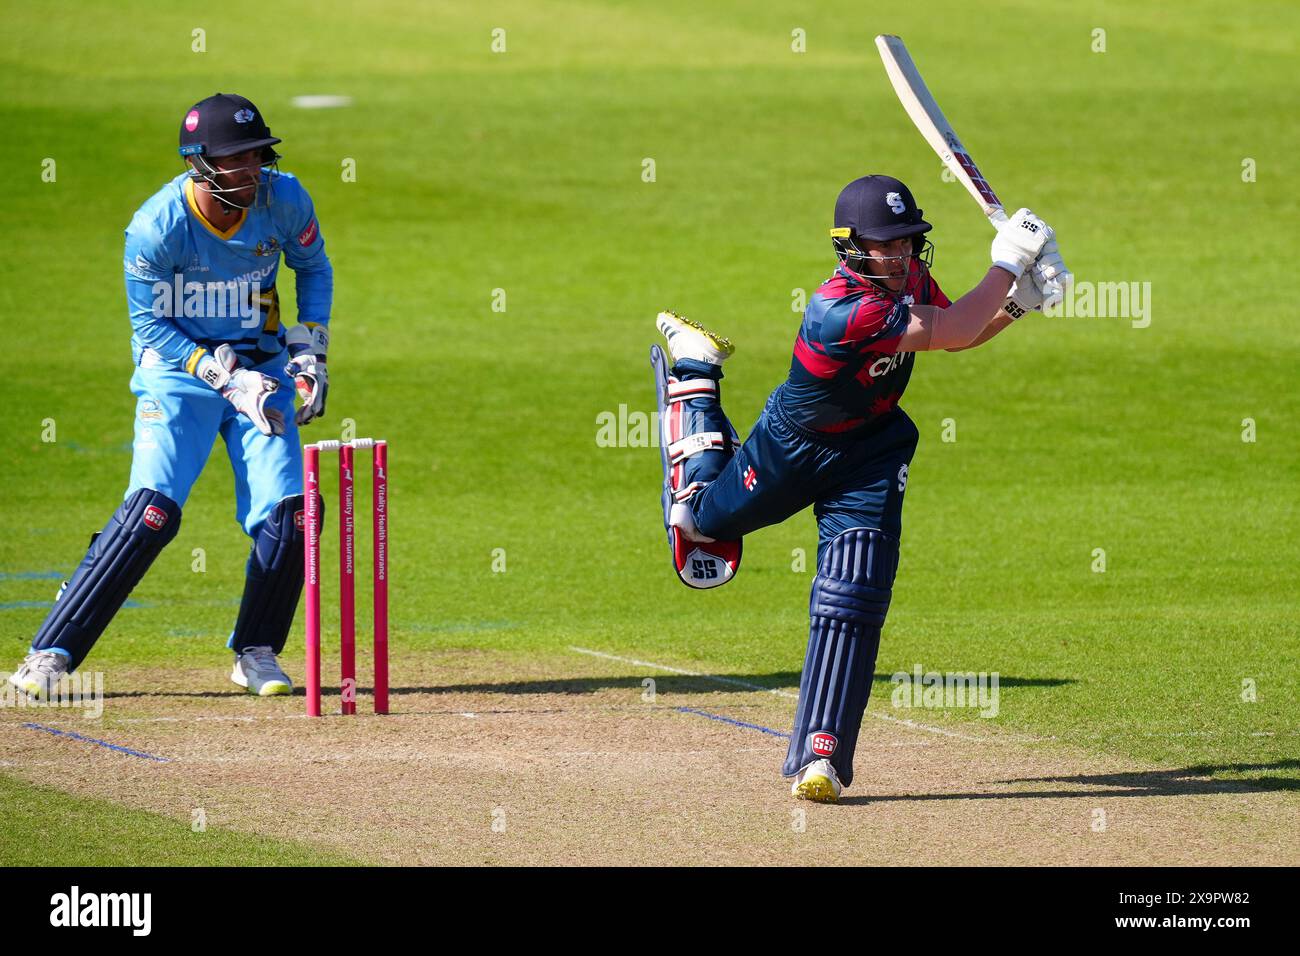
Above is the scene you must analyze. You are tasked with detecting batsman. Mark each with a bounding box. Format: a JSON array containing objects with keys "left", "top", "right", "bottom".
[
  {"left": 8, "top": 93, "right": 332, "bottom": 699},
  {"left": 651, "top": 174, "right": 1067, "bottom": 801}
]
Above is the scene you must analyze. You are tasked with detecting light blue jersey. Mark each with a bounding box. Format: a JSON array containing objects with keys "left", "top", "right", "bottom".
[
  {"left": 121, "top": 169, "right": 331, "bottom": 536},
  {"left": 23, "top": 97, "right": 337, "bottom": 672},
  {"left": 123, "top": 169, "right": 332, "bottom": 373}
]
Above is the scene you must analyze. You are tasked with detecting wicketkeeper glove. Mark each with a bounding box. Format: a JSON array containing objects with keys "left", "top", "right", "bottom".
[
  {"left": 284, "top": 323, "right": 329, "bottom": 426},
  {"left": 195, "top": 344, "right": 285, "bottom": 437}
]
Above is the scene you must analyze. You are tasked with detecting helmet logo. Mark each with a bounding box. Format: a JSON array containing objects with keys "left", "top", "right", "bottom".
[
  {"left": 185, "top": 110, "right": 200, "bottom": 132},
  {"left": 233, "top": 108, "right": 255, "bottom": 123},
  {"left": 886, "top": 192, "right": 906, "bottom": 215}
]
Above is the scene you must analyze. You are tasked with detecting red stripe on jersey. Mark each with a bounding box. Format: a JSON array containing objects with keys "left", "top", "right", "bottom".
[
  {"left": 871, "top": 333, "right": 903, "bottom": 355},
  {"left": 844, "top": 297, "right": 896, "bottom": 342},
  {"left": 793, "top": 334, "right": 845, "bottom": 379},
  {"left": 928, "top": 277, "right": 951, "bottom": 308},
  {"left": 817, "top": 273, "right": 852, "bottom": 299}
]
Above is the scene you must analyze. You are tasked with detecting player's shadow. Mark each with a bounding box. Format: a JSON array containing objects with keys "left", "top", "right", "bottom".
[
  {"left": 839, "top": 759, "right": 1300, "bottom": 804},
  {"left": 92, "top": 672, "right": 1072, "bottom": 702},
  {"left": 405, "top": 673, "right": 1073, "bottom": 697}
]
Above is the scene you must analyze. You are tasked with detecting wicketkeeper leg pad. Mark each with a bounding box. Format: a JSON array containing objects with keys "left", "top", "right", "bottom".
[
  {"left": 651, "top": 344, "right": 743, "bottom": 589},
  {"left": 781, "top": 527, "right": 899, "bottom": 787},
  {"left": 31, "top": 488, "right": 182, "bottom": 671},
  {"left": 230, "top": 494, "right": 309, "bottom": 655}
]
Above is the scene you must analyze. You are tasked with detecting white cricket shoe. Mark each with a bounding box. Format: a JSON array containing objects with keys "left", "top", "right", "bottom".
[
  {"left": 231, "top": 645, "right": 293, "bottom": 696},
  {"left": 791, "top": 759, "right": 843, "bottom": 803},
  {"left": 656, "top": 310, "right": 735, "bottom": 365},
  {"left": 7, "top": 651, "right": 71, "bottom": 699}
]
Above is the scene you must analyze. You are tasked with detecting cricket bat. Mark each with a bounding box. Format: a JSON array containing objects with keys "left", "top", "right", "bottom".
[{"left": 875, "top": 34, "right": 1008, "bottom": 227}]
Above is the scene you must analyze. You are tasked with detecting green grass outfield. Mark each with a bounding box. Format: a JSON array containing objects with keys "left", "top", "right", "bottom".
[
  {"left": 2, "top": 1, "right": 1297, "bottom": 861},
  {"left": 0, "top": 774, "right": 357, "bottom": 866}
]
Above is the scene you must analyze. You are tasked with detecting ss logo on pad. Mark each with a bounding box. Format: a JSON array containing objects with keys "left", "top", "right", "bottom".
[{"left": 691, "top": 557, "right": 719, "bottom": 580}]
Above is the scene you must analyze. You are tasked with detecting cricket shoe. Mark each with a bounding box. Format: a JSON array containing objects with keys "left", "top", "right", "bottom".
[
  {"left": 791, "top": 759, "right": 843, "bottom": 803},
  {"left": 656, "top": 310, "right": 735, "bottom": 366},
  {"left": 7, "top": 651, "right": 71, "bottom": 700},
  {"left": 231, "top": 645, "right": 293, "bottom": 696}
]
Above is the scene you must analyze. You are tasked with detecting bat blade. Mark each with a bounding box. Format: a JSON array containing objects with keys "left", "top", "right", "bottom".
[{"left": 875, "top": 34, "right": 1007, "bottom": 225}]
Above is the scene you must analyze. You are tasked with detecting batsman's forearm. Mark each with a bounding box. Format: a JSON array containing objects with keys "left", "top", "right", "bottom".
[
  {"left": 946, "top": 312, "right": 1014, "bottom": 352},
  {"left": 931, "top": 268, "right": 1014, "bottom": 349}
]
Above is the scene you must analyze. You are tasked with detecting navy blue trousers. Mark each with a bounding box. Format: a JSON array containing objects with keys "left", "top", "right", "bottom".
[{"left": 688, "top": 383, "right": 919, "bottom": 561}]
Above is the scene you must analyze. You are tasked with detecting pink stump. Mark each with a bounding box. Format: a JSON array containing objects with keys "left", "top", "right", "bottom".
[
  {"left": 373, "top": 441, "right": 389, "bottom": 715},
  {"left": 339, "top": 443, "right": 356, "bottom": 715},
  {"left": 304, "top": 444, "right": 322, "bottom": 717}
]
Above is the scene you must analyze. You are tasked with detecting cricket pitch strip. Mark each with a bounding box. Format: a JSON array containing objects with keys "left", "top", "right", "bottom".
[{"left": 1, "top": 648, "right": 1295, "bottom": 866}]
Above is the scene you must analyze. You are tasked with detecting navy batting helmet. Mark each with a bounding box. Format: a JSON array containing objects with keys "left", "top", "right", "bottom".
[
  {"left": 830, "top": 175, "right": 934, "bottom": 290},
  {"left": 178, "top": 93, "right": 281, "bottom": 209}
]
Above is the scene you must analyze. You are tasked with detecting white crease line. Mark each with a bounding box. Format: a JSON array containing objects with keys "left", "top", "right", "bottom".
[
  {"left": 569, "top": 646, "right": 796, "bottom": 698},
  {"left": 869, "top": 713, "right": 990, "bottom": 743},
  {"left": 568, "top": 646, "right": 999, "bottom": 743}
]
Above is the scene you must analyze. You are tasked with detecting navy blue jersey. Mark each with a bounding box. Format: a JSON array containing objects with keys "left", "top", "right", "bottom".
[{"left": 778, "top": 260, "right": 949, "bottom": 434}]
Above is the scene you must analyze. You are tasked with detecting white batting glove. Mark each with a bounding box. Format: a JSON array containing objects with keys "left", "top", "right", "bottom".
[
  {"left": 1031, "top": 238, "right": 1072, "bottom": 311},
  {"left": 284, "top": 324, "right": 329, "bottom": 426},
  {"left": 196, "top": 344, "right": 285, "bottom": 437},
  {"left": 1003, "top": 274, "right": 1045, "bottom": 319},
  {"left": 990, "top": 207, "right": 1054, "bottom": 276},
  {"left": 1003, "top": 238, "right": 1072, "bottom": 318}
]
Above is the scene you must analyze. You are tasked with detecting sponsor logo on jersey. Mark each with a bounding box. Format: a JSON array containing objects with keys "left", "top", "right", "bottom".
[
  {"left": 142, "top": 506, "right": 170, "bottom": 531},
  {"left": 810, "top": 732, "right": 837, "bottom": 757},
  {"left": 867, "top": 351, "right": 911, "bottom": 380},
  {"left": 743, "top": 466, "right": 758, "bottom": 491},
  {"left": 297, "top": 218, "right": 318, "bottom": 247},
  {"left": 294, "top": 509, "right": 305, "bottom": 531},
  {"left": 233, "top": 263, "right": 276, "bottom": 284},
  {"left": 138, "top": 399, "right": 164, "bottom": 423},
  {"left": 125, "top": 254, "right": 163, "bottom": 281}
]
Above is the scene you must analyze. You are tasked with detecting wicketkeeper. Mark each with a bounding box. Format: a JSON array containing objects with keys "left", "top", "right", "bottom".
[
  {"left": 652, "top": 174, "right": 1067, "bottom": 801},
  {"left": 8, "top": 93, "right": 332, "bottom": 699}
]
